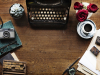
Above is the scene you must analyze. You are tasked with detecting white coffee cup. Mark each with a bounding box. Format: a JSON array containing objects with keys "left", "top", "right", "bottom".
[{"left": 82, "top": 23, "right": 93, "bottom": 35}]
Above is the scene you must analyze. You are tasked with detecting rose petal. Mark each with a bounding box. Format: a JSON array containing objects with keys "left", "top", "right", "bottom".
[
  {"left": 87, "top": 3, "right": 98, "bottom": 13},
  {"left": 76, "top": 9, "right": 88, "bottom": 22},
  {"left": 74, "top": 2, "right": 83, "bottom": 10}
]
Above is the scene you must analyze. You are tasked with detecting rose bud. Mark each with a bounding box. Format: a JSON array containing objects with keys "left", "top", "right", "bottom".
[
  {"left": 76, "top": 9, "right": 88, "bottom": 22},
  {"left": 74, "top": 2, "right": 83, "bottom": 10},
  {"left": 87, "top": 3, "right": 98, "bottom": 13}
]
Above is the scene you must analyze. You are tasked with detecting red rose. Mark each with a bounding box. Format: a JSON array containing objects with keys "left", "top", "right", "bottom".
[
  {"left": 76, "top": 9, "right": 88, "bottom": 22},
  {"left": 74, "top": 2, "right": 83, "bottom": 10},
  {"left": 87, "top": 3, "right": 98, "bottom": 13}
]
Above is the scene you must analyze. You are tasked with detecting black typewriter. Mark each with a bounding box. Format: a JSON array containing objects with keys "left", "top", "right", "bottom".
[{"left": 26, "top": 0, "right": 71, "bottom": 28}]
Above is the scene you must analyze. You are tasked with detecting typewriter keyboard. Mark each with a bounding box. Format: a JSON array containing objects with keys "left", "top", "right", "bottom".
[{"left": 29, "top": 8, "right": 68, "bottom": 23}]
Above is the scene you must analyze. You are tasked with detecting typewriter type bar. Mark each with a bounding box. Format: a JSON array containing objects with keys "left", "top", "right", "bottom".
[{"left": 2, "top": 60, "right": 26, "bottom": 75}]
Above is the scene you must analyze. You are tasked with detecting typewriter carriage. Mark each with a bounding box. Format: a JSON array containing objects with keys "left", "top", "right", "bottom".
[{"left": 26, "top": 0, "right": 71, "bottom": 28}]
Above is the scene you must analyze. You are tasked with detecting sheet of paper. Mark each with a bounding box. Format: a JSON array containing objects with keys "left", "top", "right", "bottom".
[
  {"left": 79, "top": 29, "right": 100, "bottom": 75},
  {"left": 77, "top": 63, "right": 91, "bottom": 75},
  {"left": 96, "top": 53, "right": 100, "bottom": 71},
  {"left": 79, "top": 54, "right": 100, "bottom": 74},
  {"left": 77, "top": 63, "right": 96, "bottom": 75},
  {"left": 11, "top": 52, "right": 19, "bottom": 61}
]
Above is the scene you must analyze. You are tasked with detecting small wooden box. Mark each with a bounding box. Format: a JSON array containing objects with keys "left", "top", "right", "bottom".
[{"left": 2, "top": 60, "right": 26, "bottom": 75}]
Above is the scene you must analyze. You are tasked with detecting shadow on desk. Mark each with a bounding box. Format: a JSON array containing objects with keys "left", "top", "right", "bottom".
[{"left": 13, "top": 13, "right": 29, "bottom": 27}]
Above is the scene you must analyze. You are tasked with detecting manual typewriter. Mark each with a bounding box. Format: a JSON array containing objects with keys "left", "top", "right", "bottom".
[{"left": 26, "top": 0, "right": 71, "bottom": 28}]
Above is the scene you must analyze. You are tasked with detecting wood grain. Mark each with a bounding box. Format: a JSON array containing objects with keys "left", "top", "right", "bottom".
[{"left": 0, "top": 0, "right": 100, "bottom": 75}]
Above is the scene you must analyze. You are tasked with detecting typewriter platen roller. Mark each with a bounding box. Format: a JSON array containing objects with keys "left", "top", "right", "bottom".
[{"left": 26, "top": 0, "right": 71, "bottom": 28}]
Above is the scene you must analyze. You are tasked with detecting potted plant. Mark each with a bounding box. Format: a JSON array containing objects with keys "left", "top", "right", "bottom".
[{"left": 9, "top": 3, "right": 24, "bottom": 19}]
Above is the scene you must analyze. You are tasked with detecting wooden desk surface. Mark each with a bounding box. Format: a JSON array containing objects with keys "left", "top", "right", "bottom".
[{"left": 0, "top": 0, "right": 100, "bottom": 75}]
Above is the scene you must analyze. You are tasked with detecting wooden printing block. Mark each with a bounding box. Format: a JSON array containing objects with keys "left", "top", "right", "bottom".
[
  {"left": 19, "top": 63, "right": 24, "bottom": 65},
  {"left": 9, "top": 66, "right": 11, "bottom": 69},
  {"left": 3, "top": 60, "right": 26, "bottom": 75},
  {"left": 20, "top": 67, "right": 24, "bottom": 71},
  {"left": 15, "top": 67, "right": 19, "bottom": 70},
  {"left": 96, "top": 36, "right": 100, "bottom": 45},
  {"left": 90, "top": 46, "right": 99, "bottom": 56}
]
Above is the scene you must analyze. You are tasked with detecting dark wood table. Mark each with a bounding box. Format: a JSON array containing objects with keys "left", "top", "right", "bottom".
[{"left": 0, "top": 0, "right": 100, "bottom": 75}]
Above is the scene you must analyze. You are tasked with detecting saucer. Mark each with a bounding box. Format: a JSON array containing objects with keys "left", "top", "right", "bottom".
[{"left": 77, "top": 19, "right": 96, "bottom": 39}]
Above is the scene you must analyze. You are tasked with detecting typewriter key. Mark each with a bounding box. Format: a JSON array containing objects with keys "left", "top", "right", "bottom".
[
  {"left": 42, "top": 15, "right": 44, "bottom": 17},
  {"left": 35, "top": 11, "right": 37, "bottom": 14},
  {"left": 60, "top": 15, "right": 62, "bottom": 17},
  {"left": 42, "top": 8, "right": 44, "bottom": 10},
  {"left": 44, "top": 11, "right": 46, "bottom": 14},
  {"left": 50, "top": 12, "right": 52, "bottom": 14},
  {"left": 36, "top": 15, "right": 38, "bottom": 17},
  {"left": 58, "top": 18, "right": 60, "bottom": 20},
  {"left": 31, "top": 17, "right": 34, "bottom": 20},
  {"left": 63, "top": 15, "right": 65, "bottom": 17},
  {"left": 55, "top": 18, "right": 57, "bottom": 20},
  {"left": 56, "top": 12, "right": 58, "bottom": 14},
  {"left": 45, "top": 15, "right": 47, "bottom": 17},
  {"left": 66, "top": 14, "right": 68, "bottom": 16},
  {"left": 39, "top": 14, "right": 41, "bottom": 17},
  {"left": 32, "top": 11, "right": 34, "bottom": 13},
  {"left": 64, "top": 17, "right": 66, "bottom": 20},
  {"left": 45, "top": 8, "right": 48, "bottom": 10},
  {"left": 57, "top": 15, "right": 59, "bottom": 17},
  {"left": 61, "top": 18, "right": 63, "bottom": 20},
  {"left": 49, "top": 8, "right": 51, "bottom": 10},
  {"left": 37, "top": 17, "right": 39, "bottom": 19},
  {"left": 43, "top": 17, "right": 45, "bottom": 19},
  {"left": 38, "top": 11, "right": 40, "bottom": 14},
  {"left": 53, "top": 12, "right": 55, "bottom": 14},
  {"left": 47, "top": 12, "right": 49, "bottom": 14},
  {"left": 41, "top": 11, "right": 43, "bottom": 14},
  {"left": 49, "top": 17, "right": 51, "bottom": 20},
  {"left": 40, "top": 8, "right": 41, "bottom": 10},
  {"left": 46, "top": 17, "right": 48, "bottom": 19},
  {"left": 59, "top": 12, "right": 61, "bottom": 14},
  {"left": 54, "top": 15, "right": 56, "bottom": 17},
  {"left": 51, "top": 15, "right": 53, "bottom": 17},
  {"left": 52, "top": 17, "right": 54, "bottom": 20},
  {"left": 40, "top": 17, "right": 42, "bottom": 19},
  {"left": 48, "top": 15, "right": 50, "bottom": 17}
]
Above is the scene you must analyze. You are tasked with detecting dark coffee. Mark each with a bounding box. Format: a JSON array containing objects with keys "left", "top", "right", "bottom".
[{"left": 84, "top": 24, "right": 92, "bottom": 32}]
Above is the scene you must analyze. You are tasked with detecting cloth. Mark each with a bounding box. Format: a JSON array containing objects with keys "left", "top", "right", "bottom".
[{"left": 0, "top": 20, "right": 22, "bottom": 56}]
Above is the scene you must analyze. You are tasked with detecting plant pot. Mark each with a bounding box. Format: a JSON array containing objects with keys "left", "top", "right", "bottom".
[{"left": 9, "top": 3, "right": 25, "bottom": 19}]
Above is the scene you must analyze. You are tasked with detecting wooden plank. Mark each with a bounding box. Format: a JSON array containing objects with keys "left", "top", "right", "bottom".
[{"left": 0, "top": 0, "right": 100, "bottom": 75}]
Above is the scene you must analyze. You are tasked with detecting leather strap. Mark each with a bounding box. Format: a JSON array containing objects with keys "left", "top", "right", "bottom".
[{"left": 0, "top": 17, "right": 3, "bottom": 29}]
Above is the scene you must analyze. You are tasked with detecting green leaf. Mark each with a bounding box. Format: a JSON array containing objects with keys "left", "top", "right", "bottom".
[{"left": 83, "top": 5, "right": 87, "bottom": 10}]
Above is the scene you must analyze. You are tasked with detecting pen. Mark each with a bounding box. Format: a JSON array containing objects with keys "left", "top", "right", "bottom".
[{"left": 62, "top": 57, "right": 80, "bottom": 75}]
